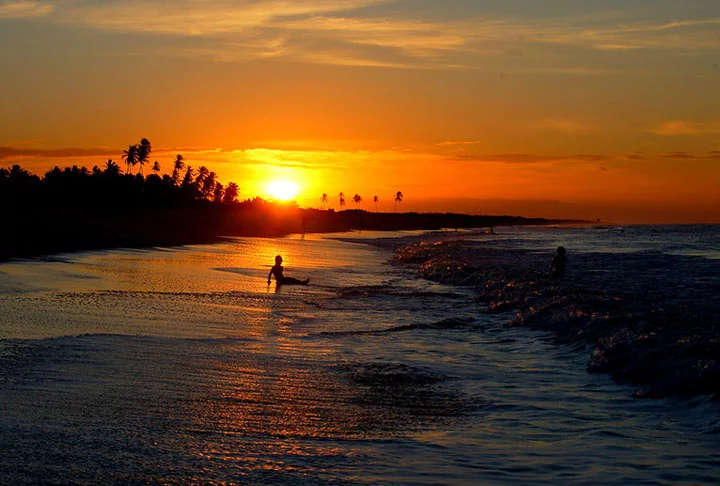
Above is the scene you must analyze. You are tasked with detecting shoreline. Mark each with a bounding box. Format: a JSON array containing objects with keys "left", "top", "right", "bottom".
[
  {"left": 386, "top": 231, "right": 720, "bottom": 399},
  {"left": 1, "top": 208, "right": 575, "bottom": 262}
]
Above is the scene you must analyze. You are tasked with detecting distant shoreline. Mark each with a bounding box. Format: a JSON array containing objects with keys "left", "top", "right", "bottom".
[{"left": 2, "top": 206, "right": 582, "bottom": 262}]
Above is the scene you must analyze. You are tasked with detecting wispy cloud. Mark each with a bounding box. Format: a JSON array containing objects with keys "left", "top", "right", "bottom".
[
  {"left": 449, "top": 153, "right": 612, "bottom": 164},
  {"left": 0, "top": 146, "right": 115, "bottom": 160},
  {"left": 57, "top": 1, "right": 387, "bottom": 36},
  {"left": 656, "top": 151, "right": 720, "bottom": 160},
  {"left": 0, "top": 1, "right": 53, "bottom": 19},
  {"left": 6, "top": 1, "right": 718, "bottom": 70},
  {"left": 501, "top": 16, "right": 720, "bottom": 52},
  {"left": 534, "top": 118, "right": 597, "bottom": 134},
  {"left": 624, "top": 153, "right": 648, "bottom": 161},
  {"left": 659, "top": 151, "right": 697, "bottom": 159},
  {"left": 649, "top": 121, "right": 720, "bottom": 136},
  {"left": 437, "top": 141, "right": 484, "bottom": 147}
]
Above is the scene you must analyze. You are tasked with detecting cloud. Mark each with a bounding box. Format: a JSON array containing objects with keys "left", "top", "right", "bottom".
[
  {"left": 57, "top": 1, "right": 388, "bottom": 36},
  {"left": 528, "top": 16, "right": 720, "bottom": 52},
  {"left": 0, "top": 1, "right": 53, "bottom": 19},
  {"left": 649, "top": 121, "right": 720, "bottom": 136},
  {"left": 624, "top": 153, "right": 648, "bottom": 161},
  {"left": 656, "top": 150, "right": 720, "bottom": 160},
  {"left": 240, "top": 147, "right": 348, "bottom": 170},
  {"left": 448, "top": 153, "right": 612, "bottom": 165},
  {"left": 5, "top": 144, "right": 719, "bottom": 183},
  {"left": 659, "top": 151, "right": 697, "bottom": 159},
  {"left": 8, "top": 1, "right": 717, "bottom": 71},
  {"left": 437, "top": 141, "right": 484, "bottom": 147},
  {"left": 0, "top": 146, "right": 116, "bottom": 160},
  {"left": 534, "top": 118, "right": 597, "bottom": 134}
]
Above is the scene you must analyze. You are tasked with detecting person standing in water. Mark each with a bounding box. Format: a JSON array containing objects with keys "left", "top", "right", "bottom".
[
  {"left": 268, "top": 255, "right": 310, "bottom": 285},
  {"left": 549, "top": 246, "right": 568, "bottom": 278}
]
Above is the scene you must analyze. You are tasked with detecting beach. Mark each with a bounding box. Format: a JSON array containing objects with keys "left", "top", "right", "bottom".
[{"left": 1, "top": 226, "right": 719, "bottom": 484}]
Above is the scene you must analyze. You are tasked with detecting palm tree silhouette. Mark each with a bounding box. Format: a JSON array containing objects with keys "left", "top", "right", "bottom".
[
  {"left": 195, "top": 166, "right": 210, "bottom": 188},
  {"left": 152, "top": 161, "right": 161, "bottom": 175},
  {"left": 122, "top": 145, "right": 138, "bottom": 174},
  {"left": 223, "top": 182, "right": 239, "bottom": 203},
  {"left": 352, "top": 193, "right": 362, "bottom": 209},
  {"left": 394, "top": 191, "right": 403, "bottom": 212},
  {"left": 136, "top": 138, "right": 152, "bottom": 176},
  {"left": 202, "top": 171, "right": 217, "bottom": 199},
  {"left": 182, "top": 166, "right": 195, "bottom": 188},
  {"left": 339, "top": 192, "right": 345, "bottom": 210},
  {"left": 321, "top": 193, "right": 328, "bottom": 209},
  {"left": 172, "top": 154, "right": 185, "bottom": 186},
  {"left": 373, "top": 195, "right": 379, "bottom": 212},
  {"left": 104, "top": 159, "right": 120, "bottom": 176},
  {"left": 213, "top": 181, "right": 225, "bottom": 202}
]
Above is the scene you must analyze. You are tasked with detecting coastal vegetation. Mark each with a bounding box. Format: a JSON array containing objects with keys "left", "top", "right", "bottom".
[{"left": 2, "top": 139, "right": 566, "bottom": 261}]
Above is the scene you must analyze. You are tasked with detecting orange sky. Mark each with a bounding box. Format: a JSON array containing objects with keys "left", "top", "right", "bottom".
[{"left": 1, "top": 0, "right": 719, "bottom": 223}]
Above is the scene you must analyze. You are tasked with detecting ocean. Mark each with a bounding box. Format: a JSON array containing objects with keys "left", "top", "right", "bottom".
[{"left": 1, "top": 225, "right": 718, "bottom": 485}]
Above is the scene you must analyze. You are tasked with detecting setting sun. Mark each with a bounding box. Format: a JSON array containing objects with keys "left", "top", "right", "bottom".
[{"left": 267, "top": 180, "right": 299, "bottom": 201}]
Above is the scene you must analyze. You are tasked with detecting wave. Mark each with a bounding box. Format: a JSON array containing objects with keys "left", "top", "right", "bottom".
[
  {"left": 319, "top": 317, "right": 478, "bottom": 337},
  {"left": 332, "top": 361, "right": 484, "bottom": 419},
  {"left": 335, "top": 284, "right": 468, "bottom": 300},
  {"left": 394, "top": 236, "right": 720, "bottom": 398}
]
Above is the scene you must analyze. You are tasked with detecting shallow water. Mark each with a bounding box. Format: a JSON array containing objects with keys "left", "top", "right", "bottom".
[{"left": 1, "top": 228, "right": 719, "bottom": 484}]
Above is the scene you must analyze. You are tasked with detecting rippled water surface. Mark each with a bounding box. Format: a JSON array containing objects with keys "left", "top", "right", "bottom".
[{"left": 1, "top": 228, "right": 718, "bottom": 484}]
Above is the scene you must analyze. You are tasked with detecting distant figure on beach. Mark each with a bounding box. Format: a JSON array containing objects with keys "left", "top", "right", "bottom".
[
  {"left": 268, "top": 255, "right": 310, "bottom": 286},
  {"left": 549, "top": 246, "right": 568, "bottom": 278}
]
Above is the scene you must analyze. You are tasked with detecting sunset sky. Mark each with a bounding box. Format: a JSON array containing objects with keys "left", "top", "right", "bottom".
[{"left": 2, "top": 0, "right": 719, "bottom": 222}]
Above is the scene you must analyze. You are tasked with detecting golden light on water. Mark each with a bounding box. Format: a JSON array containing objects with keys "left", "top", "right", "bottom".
[{"left": 266, "top": 180, "right": 300, "bottom": 201}]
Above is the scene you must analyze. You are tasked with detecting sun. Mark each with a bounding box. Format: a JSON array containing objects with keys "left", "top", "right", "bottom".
[{"left": 267, "top": 180, "right": 299, "bottom": 201}]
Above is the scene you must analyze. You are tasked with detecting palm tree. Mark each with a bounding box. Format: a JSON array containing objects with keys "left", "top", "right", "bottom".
[
  {"left": 223, "top": 182, "right": 239, "bottom": 203},
  {"left": 194, "top": 165, "right": 207, "bottom": 197},
  {"left": 172, "top": 154, "right": 185, "bottom": 186},
  {"left": 202, "top": 171, "right": 217, "bottom": 199},
  {"left": 152, "top": 161, "right": 161, "bottom": 175},
  {"left": 339, "top": 192, "right": 345, "bottom": 210},
  {"left": 136, "top": 138, "right": 152, "bottom": 176},
  {"left": 182, "top": 166, "right": 195, "bottom": 187},
  {"left": 394, "top": 191, "right": 403, "bottom": 211},
  {"left": 373, "top": 195, "right": 379, "bottom": 212},
  {"left": 352, "top": 193, "right": 362, "bottom": 209},
  {"left": 195, "top": 166, "right": 210, "bottom": 186},
  {"left": 104, "top": 159, "right": 120, "bottom": 176},
  {"left": 121, "top": 145, "right": 138, "bottom": 174},
  {"left": 213, "top": 181, "right": 225, "bottom": 202},
  {"left": 321, "top": 193, "right": 328, "bottom": 209}
]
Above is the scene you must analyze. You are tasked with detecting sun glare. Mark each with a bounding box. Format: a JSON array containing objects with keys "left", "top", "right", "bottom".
[{"left": 267, "top": 180, "right": 299, "bottom": 201}]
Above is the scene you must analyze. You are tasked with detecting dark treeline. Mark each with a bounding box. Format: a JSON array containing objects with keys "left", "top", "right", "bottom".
[
  {"left": 301, "top": 209, "right": 560, "bottom": 233},
  {"left": 2, "top": 141, "right": 573, "bottom": 260},
  {"left": 1, "top": 157, "right": 282, "bottom": 260},
  {"left": 1, "top": 162, "right": 239, "bottom": 210}
]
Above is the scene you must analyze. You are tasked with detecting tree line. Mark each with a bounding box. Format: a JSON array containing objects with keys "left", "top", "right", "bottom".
[
  {"left": 1, "top": 138, "right": 240, "bottom": 209},
  {"left": 321, "top": 191, "right": 403, "bottom": 211}
]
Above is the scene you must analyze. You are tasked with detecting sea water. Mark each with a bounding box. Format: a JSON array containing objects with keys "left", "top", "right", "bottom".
[{"left": 0, "top": 226, "right": 718, "bottom": 485}]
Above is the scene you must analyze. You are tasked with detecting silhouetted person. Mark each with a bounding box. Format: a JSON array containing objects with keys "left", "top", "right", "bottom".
[
  {"left": 549, "top": 246, "right": 568, "bottom": 278},
  {"left": 268, "top": 255, "right": 309, "bottom": 286}
]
